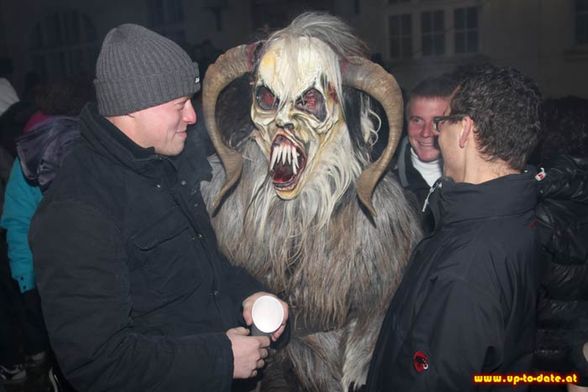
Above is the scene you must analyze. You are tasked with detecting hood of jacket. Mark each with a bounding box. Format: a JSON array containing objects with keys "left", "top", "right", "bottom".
[{"left": 16, "top": 115, "right": 81, "bottom": 192}]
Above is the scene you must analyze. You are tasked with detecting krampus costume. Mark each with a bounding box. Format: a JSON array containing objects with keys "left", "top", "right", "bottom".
[{"left": 200, "top": 13, "right": 421, "bottom": 391}]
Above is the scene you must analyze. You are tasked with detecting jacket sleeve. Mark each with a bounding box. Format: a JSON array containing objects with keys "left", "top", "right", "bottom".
[
  {"left": 0, "top": 159, "right": 42, "bottom": 292},
  {"left": 223, "top": 256, "right": 266, "bottom": 302},
  {"left": 30, "top": 200, "right": 234, "bottom": 392},
  {"left": 392, "top": 277, "right": 503, "bottom": 392}
]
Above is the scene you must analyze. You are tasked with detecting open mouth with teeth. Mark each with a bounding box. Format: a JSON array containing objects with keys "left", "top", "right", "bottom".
[{"left": 269, "top": 134, "right": 307, "bottom": 191}]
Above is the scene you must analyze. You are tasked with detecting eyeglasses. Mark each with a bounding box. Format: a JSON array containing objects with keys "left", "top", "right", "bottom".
[{"left": 432, "top": 114, "right": 466, "bottom": 133}]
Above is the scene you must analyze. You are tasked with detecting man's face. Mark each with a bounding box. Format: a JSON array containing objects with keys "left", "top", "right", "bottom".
[
  {"left": 407, "top": 96, "right": 449, "bottom": 162},
  {"left": 131, "top": 97, "right": 197, "bottom": 156},
  {"left": 437, "top": 105, "right": 465, "bottom": 182}
]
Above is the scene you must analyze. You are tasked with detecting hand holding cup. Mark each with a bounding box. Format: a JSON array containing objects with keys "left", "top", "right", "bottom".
[
  {"left": 251, "top": 295, "right": 285, "bottom": 336},
  {"left": 242, "top": 292, "right": 288, "bottom": 341}
]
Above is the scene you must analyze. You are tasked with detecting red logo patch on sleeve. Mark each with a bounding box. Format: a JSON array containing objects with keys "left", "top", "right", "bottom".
[{"left": 413, "top": 351, "right": 429, "bottom": 373}]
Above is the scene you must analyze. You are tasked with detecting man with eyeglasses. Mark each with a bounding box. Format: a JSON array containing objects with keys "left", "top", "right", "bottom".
[
  {"left": 366, "top": 64, "right": 542, "bottom": 392},
  {"left": 393, "top": 74, "right": 458, "bottom": 233}
]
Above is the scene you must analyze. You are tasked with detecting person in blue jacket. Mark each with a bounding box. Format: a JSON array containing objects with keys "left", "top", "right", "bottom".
[
  {"left": 2, "top": 158, "right": 42, "bottom": 292},
  {"left": 0, "top": 77, "right": 90, "bottom": 389}
]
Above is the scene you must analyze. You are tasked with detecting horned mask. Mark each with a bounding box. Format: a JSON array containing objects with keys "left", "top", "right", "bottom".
[{"left": 203, "top": 24, "right": 404, "bottom": 217}]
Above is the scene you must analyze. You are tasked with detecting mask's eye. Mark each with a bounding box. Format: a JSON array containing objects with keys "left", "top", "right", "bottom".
[
  {"left": 295, "top": 88, "right": 326, "bottom": 121},
  {"left": 255, "top": 86, "right": 279, "bottom": 111}
]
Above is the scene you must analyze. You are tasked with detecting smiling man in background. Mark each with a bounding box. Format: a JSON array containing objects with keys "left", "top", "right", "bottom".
[{"left": 393, "top": 73, "right": 458, "bottom": 232}]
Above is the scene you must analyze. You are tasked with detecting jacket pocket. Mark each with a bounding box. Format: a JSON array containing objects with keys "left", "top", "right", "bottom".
[
  {"left": 131, "top": 214, "right": 189, "bottom": 251},
  {"left": 128, "top": 208, "right": 201, "bottom": 303}
]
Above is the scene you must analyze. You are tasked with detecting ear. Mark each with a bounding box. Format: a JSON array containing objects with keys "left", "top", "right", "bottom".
[{"left": 458, "top": 116, "right": 474, "bottom": 149}]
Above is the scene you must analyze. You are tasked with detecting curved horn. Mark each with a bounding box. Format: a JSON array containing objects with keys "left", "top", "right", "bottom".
[
  {"left": 342, "top": 56, "right": 403, "bottom": 218},
  {"left": 202, "top": 44, "right": 253, "bottom": 210}
]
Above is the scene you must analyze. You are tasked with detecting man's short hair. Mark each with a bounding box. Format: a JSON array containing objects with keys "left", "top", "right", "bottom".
[
  {"left": 450, "top": 64, "right": 541, "bottom": 170},
  {"left": 410, "top": 73, "right": 459, "bottom": 101}
]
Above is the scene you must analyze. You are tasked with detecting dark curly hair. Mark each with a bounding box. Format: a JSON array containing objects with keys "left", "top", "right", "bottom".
[
  {"left": 538, "top": 96, "right": 588, "bottom": 161},
  {"left": 450, "top": 64, "right": 541, "bottom": 170}
]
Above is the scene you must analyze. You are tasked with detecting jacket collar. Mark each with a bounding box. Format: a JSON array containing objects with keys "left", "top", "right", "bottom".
[
  {"left": 430, "top": 169, "right": 538, "bottom": 228},
  {"left": 79, "top": 103, "right": 213, "bottom": 184},
  {"left": 80, "top": 103, "right": 174, "bottom": 177}
]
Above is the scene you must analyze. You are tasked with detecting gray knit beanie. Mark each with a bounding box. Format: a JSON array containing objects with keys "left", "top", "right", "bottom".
[{"left": 94, "top": 24, "right": 200, "bottom": 116}]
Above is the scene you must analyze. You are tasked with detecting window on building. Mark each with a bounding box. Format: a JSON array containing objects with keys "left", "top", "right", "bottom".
[
  {"left": 454, "top": 7, "right": 478, "bottom": 54},
  {"left": 576, "top": 0, "right": 588, "bottom": 45},
  {"left": 30, "top": 9, "right": 98, "bottom": 80},
  {"left": 146, "top": 0, "right": 186, "bottom": 42},
  {"left": 389, "top": 14, "right": 412, "bottom": 59},
  {"left": 421, "top": 10, "right": 445, "bottom": 56}
]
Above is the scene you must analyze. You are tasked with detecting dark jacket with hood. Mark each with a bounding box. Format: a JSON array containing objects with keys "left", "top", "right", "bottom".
[
  {"left": 392, "top": 137, "right": 436, "bottom": 233},
  {"left": 366, "top": 171, "right": 541, "bottom": 392},
  {"left": 0, "top": 115, "right": 79, "bottom": 294},
  {"left": 30, "top": 103, "right": 264, "bottom": 392},
  {"left": 534, "top": 155, "right": 588, "bottom": 386},
  {"left": 16, "top": 115, "right": 81, "bottom": 192}
]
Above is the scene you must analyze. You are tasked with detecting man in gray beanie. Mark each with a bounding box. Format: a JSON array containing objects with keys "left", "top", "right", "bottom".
[{"left": 29, "top": 24, "right": 288, "bottom": 392}]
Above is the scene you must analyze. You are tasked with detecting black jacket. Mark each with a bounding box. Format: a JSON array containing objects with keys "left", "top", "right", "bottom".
[
  {"left": 534, "top": 155, "right": 588, "bottom": 385},
  {"left": 392, "top": 137, "right": 435, "bottom": 233},
  {"left": 30, "top": 104, "right": 264, "bottom": 392},
  {"left": 366, "top": 172, "right": 541, "bottom": 392}
]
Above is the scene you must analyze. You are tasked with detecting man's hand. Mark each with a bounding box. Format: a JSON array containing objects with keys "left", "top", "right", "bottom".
[
  {"left": 242, "top": 292, "right": 289, "bottom": 342},
  {"left": 226, "top": 327, "right": 270, "bottom": 379}
]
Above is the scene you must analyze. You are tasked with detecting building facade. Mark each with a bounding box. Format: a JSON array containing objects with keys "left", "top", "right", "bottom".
[
  {"left": 0, "top": 0, "right": 586, "bottom": 98},
  {"left": 336, "top": 0, "right": 588, "bottom": 97}
]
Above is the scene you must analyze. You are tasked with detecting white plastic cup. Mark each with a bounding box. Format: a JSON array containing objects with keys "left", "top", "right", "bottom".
[{"left": 251, "top": 295, "right": 284, "bottom": 336}]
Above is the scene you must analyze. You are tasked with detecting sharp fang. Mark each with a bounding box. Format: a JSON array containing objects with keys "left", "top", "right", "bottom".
[
  {"left": 287, "top": 145, "right": 292, "bottom": 165},
  {"left": 283, "top": 145, "right": 287, "bottom": 165},
  {"left": 270, "top": 147, "right": 278, "bottom": 170},
  {"left": 276, "top": 145, "right": 282, "bottom": 166},
  {"left": 293, "top": 149, "right": 298, "bottom": 171}
]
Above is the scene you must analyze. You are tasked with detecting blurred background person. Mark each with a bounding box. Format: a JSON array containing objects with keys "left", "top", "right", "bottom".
[
  {"left": 0, "top": 70, "right": 42, "bottom": 157},
  {"left": 0, "top": 58, "right": 19, "bottom": 117},
  {"left": 533, "top": 96, "right": 588, "bottom": 392},
  {"left": 0, "top": 76, "right": 93, "bottom": 391}
]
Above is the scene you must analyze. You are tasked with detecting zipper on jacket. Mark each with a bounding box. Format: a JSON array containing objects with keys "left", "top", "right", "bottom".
[{"left": 422, "top": 180, "right": 442, "bottom": 213}]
